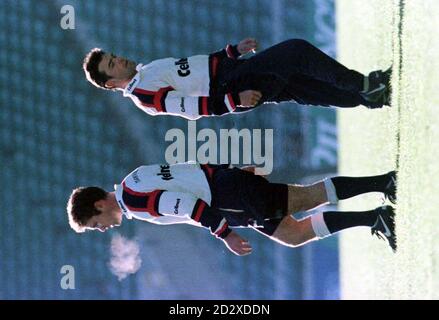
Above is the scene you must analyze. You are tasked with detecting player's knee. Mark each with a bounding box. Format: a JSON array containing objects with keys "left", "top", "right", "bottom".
[
  {"left": 281, "top": 237, "right": 302, "bottom": 247},
  {"left": 286, "top": 231, "right": 310, "bottom": 247},
  {"left": 271, "top": 217, "right": 309, "bottom": 247},
  {"left": 278, "top": 233, "right": 308, "bottom": 248}
]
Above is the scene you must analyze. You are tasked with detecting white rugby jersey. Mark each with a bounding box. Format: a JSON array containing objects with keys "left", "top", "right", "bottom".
[
  {"left": 114, "top": 162, "right": 231, "bottom": 239},
  {"left": 122, "top": 44, "right": 242, "bottom": 120}
]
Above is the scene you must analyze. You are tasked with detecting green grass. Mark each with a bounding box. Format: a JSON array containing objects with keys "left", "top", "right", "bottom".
[{"left": 337, "top": 0, "right": 439, "bottom": 299}]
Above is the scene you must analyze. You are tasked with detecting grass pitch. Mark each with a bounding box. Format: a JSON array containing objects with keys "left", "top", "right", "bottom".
[{"left": 337, "top": 0, "right": 439, "bottom": 299}]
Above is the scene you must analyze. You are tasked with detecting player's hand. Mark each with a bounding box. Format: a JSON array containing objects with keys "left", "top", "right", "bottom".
[
  {"left": 222, "top": 231, "right": 253, "bottom": 256},
  {"left": 238, "top": 90, "right": 262, "bottom": 107},
  {"left": 237, "top": 37, "right": 258, "bottom": 55}
]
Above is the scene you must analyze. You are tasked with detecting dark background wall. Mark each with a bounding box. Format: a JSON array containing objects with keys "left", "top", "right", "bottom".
[{"left": 0, "top": 0, "right": 338, "bottom": 299}]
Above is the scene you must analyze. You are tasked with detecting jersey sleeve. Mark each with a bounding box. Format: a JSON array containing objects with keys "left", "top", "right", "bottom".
[
  {"left": 158, "top": 191, "right": 232, "bottom": 239},
  {"left": 162, "top": 91, "right": 240, "bottom": 119},
  {"left": 209, "top": 44, "right": 241, "bottom": 60},
  {"left": 160, "top": 92, "right": 205, "bottom": 120}
]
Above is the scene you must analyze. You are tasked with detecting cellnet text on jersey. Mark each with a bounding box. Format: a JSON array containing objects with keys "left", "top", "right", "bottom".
[{"left": 165, "top": 121, "right": 273, "bottom": 174}]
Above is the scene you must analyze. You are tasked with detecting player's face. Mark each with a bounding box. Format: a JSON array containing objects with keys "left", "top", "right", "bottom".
[
  {"left": 85, "top": 212, "right": 122, "bottom": 233},
  {"left": 85, "top": 199, "right": 123, "bottom": 232},
  {"left": 98, "top": 53, "right": 137, "bottom": 84}
]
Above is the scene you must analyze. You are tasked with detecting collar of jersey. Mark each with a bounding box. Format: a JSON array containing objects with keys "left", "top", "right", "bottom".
[
  {"left": 114, "top": 183, "right": 133, "bottom": 219},
  {"left": 123, "top": 64, "right": 143, "bottom": 96}
]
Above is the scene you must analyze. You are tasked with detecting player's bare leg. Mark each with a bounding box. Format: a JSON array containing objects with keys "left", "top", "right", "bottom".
[
  {"left": 266, "top": 205, "right": 396, "bottom": 252},
  {"left": 270, "top": 215, "right": 318, "bottom": 247},
  {"left": 255, "top": 171, "right": 398, "bottom": 251},
  {"left": 287, "top": 182, "right": 328, "bottom": 213},
  {"left": 287, "top": 171, "right": 397, "bottom": 214}
]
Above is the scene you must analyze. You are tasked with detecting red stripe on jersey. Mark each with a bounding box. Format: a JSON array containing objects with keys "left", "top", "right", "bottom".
[
  {"left": 201, "top": 164, "right": 214, "bottom": 179},
  {"left": 122, "top": 182, "right": 148, "bottom": 196},
  {"left": 200, "top": 97, "right": 209, "bottom": 115},
  {"left": 133, "top": 86, "right": 174, "bottom": 113},
  {"left": 122, "top": 182, "right": 162, "bottom": 217},
  {"left": 192, "top": 200, "right": 207, "bottom": 222},
  {"left": 215, "top": 221, "right": 229, "bottom": 237},
  {"left": 211, "top": 56, "right": 219, "bottom": 78},
  {"left": 133, "top": 88, "right": 155, "bottom": 112},
  {"left": 154, "top": 86, "right": 174, "bottom": 112},
  {"left": 133, "top": 88, "right": 157, "bottom": 96},
  {"left": 226, "top": 93, "right": 237, "bottom": 111}
]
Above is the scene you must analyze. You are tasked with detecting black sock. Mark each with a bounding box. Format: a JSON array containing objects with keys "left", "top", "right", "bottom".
[
  {"left": 331, "top": 173, "right": 389, "bottom": 200},
  {"left": 323, "top": 209, "right": 378, "bottom": 234}
]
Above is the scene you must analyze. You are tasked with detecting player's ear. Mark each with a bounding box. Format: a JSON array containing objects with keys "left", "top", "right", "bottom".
[
  {"left": 94, "top": 199, "right": 106, "bottom": 213},
  {"left": 104, "top": 79, "right": 117, "bottom": 89}
]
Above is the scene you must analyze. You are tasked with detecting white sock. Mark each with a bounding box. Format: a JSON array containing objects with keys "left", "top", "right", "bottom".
[
  {"left": 323, "top": 178, "right": 339, "bottom": 204},
  {"left": 310, "top": 212, "right": 331, "bottom": 239}
]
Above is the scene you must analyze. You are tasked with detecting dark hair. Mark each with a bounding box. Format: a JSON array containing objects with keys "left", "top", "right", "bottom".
[
  {"left": 67, "top": 186, "right": 108, "bottom": 232},
  {"left": 82, "top": 48, "right": 111, "bottom": 90}
]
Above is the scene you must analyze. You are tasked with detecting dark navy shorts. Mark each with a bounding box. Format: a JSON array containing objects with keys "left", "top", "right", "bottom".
[
  {"left": 223, "top": 39, "right": 366, "bottom": 108},
  {"left": 210, "top": 168, "right": 288, "bottom": 236}
]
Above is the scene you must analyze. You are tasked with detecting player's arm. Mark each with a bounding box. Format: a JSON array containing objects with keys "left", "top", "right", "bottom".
[
  {"left": 157, "top": 191, "right": 232, "bottom": 239},
  {"left": 209, "top": 43, "right": 241, "bottom": 60},
  {"left": 163, "top": 91, "right": 240, "bottom": 118},
  {"left": 130, "top": 87, "right": 238, "bottom": 120},
  {"left": 159, "top": 93, "right": 205, "bottom": 119},
  {"left": 209, "top": 37, "right": 258, "bottom": 60}
]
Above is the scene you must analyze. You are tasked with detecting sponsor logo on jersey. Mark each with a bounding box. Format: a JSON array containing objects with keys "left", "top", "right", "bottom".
[
  {"left": 175, "top": 58, "right": 191, "bottom": 77},
  {"left": 126, "top": 77, "right": 138, "bottom": 92},
  {"left": 132, "top": 169, "right": 140, "bottom": 183},
  {"left": 180, "top": 97, "right": 186, "bottom": 112},
  {"left": 118, "top": 200, "right": 127, "bottom": 213},
  {"left": 157, "top": 164, "right": 174, "bottom": 180},
  {"left": 174, "top": 198, "right": 181, "bottom": 214}
]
